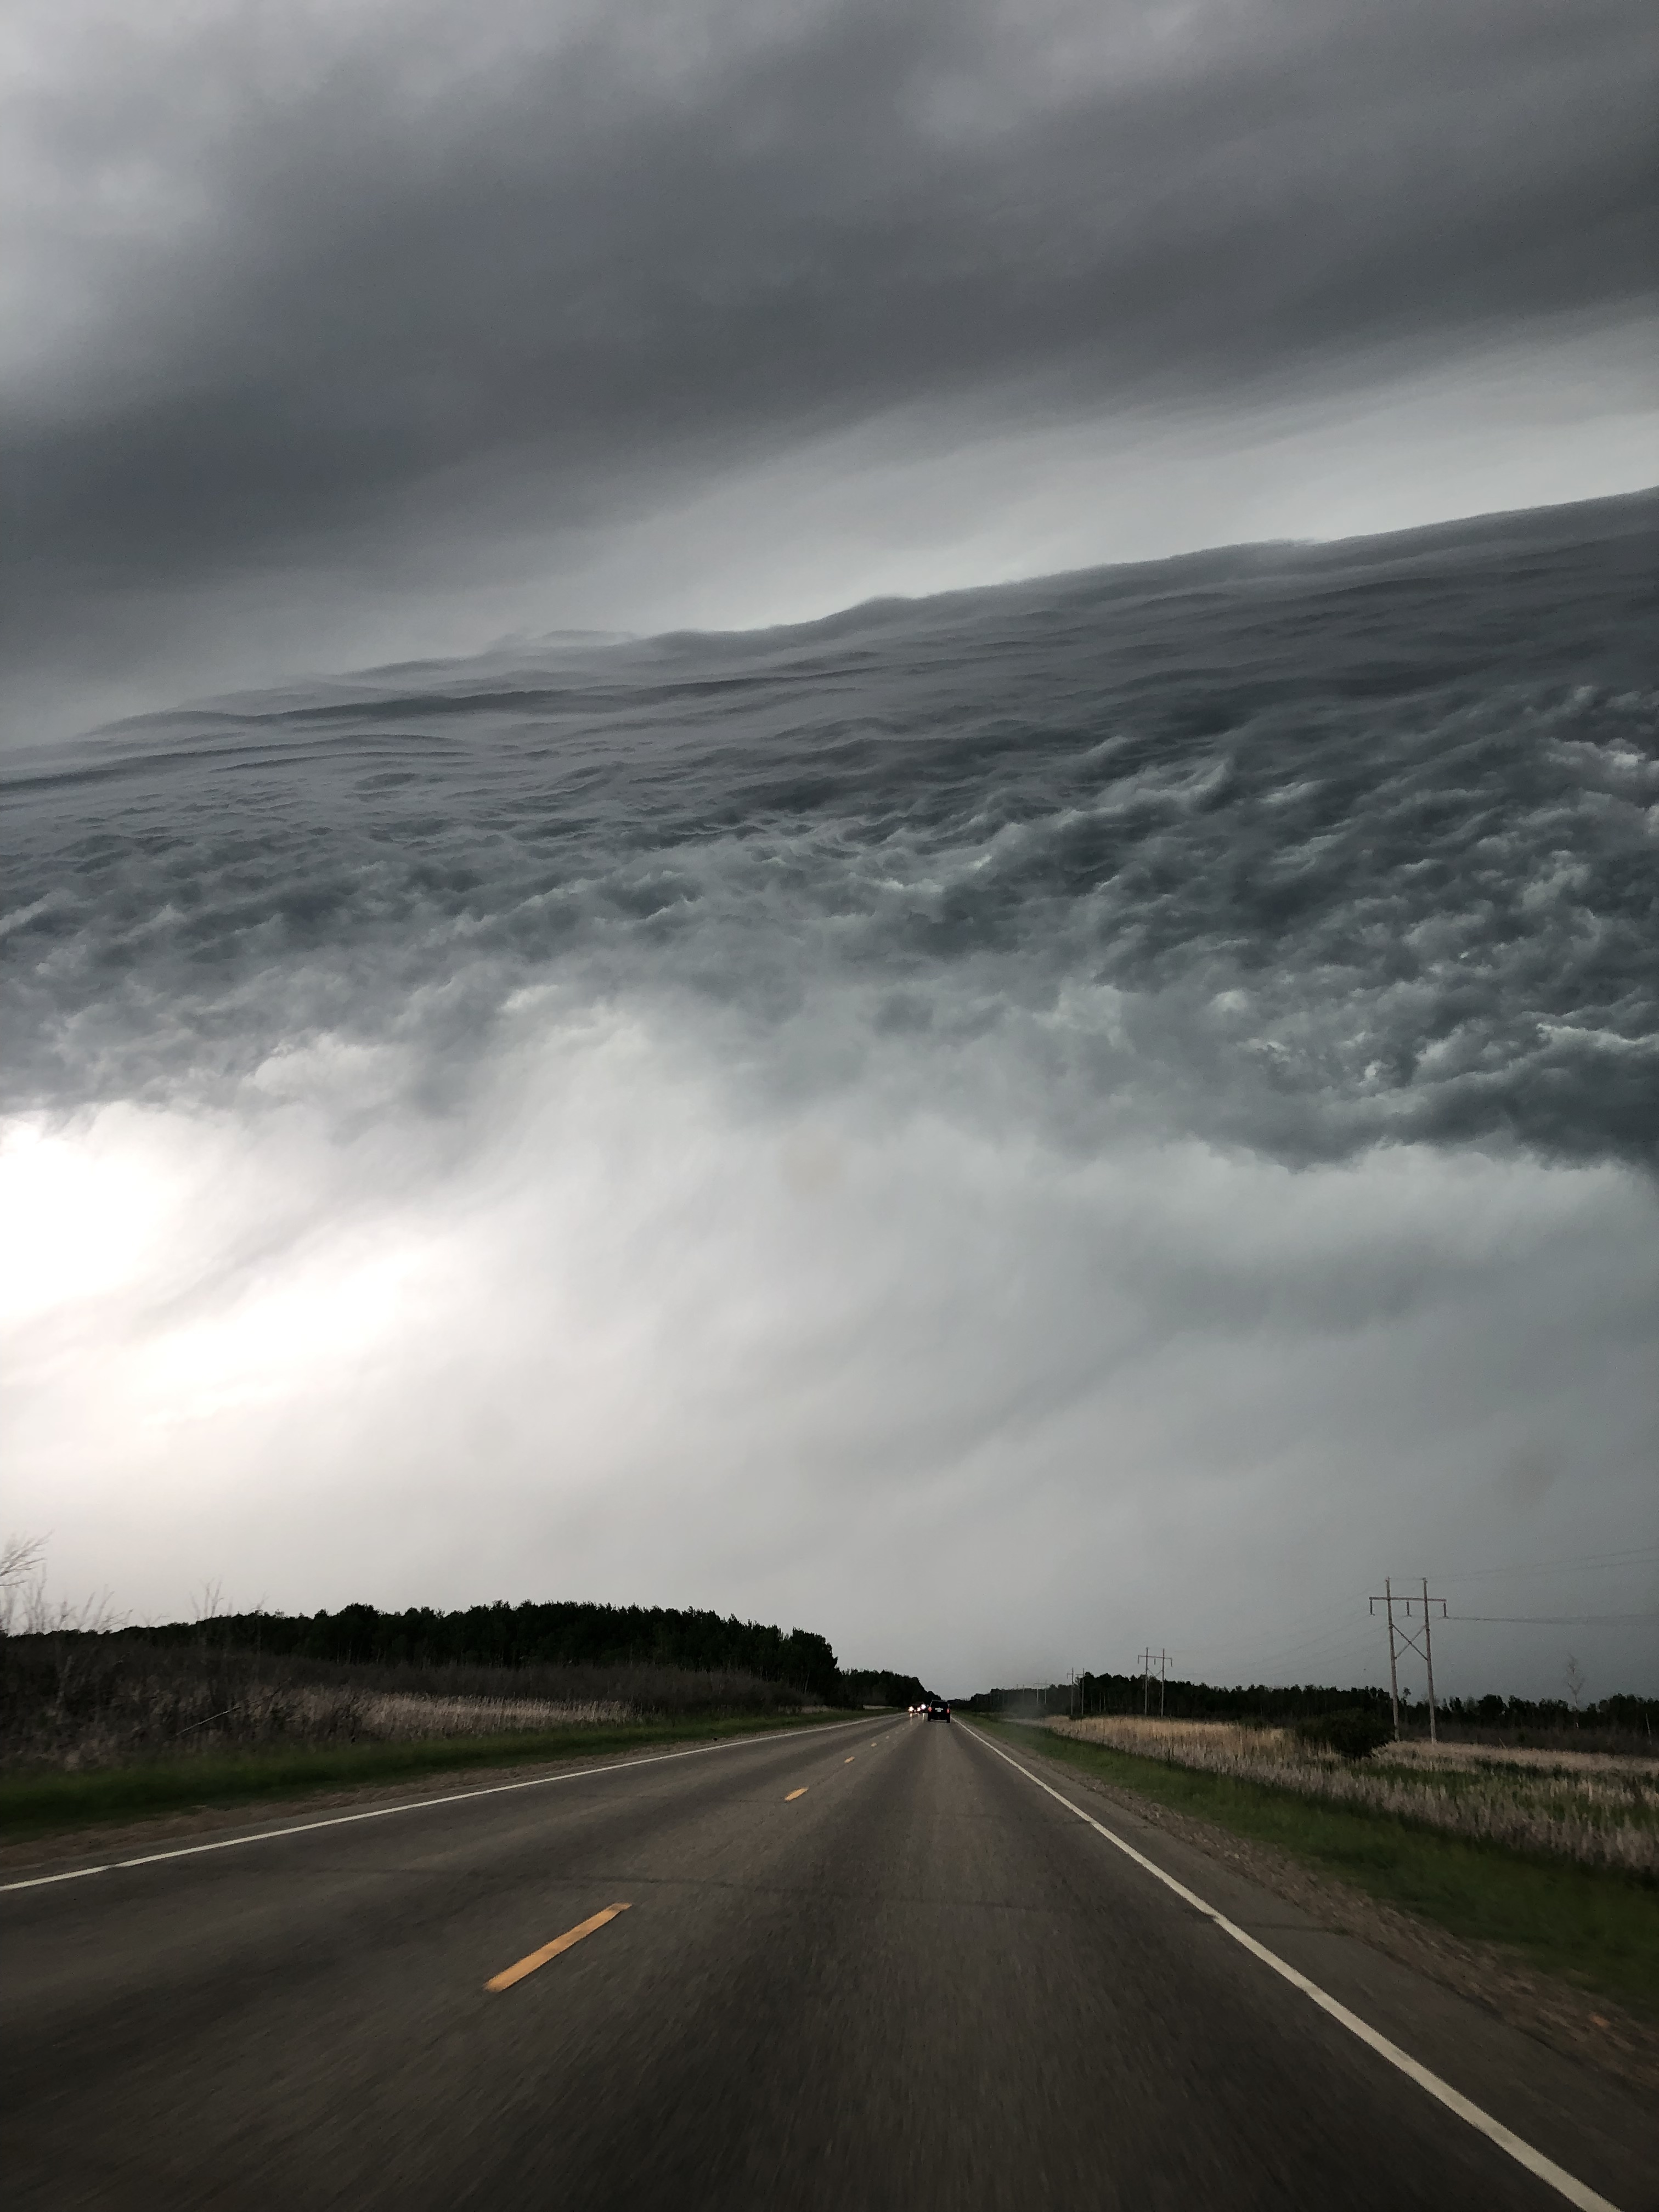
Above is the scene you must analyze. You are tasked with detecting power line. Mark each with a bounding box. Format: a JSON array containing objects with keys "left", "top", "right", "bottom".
[
  {"left": 1091, "top": 1565, "right": 1655, "bottom": 1701},
  {"left": 1447, "top": 1612, "right": 1657, "bottom": 1627},
  {"left": 1231, "top": 1622, "right": 1378, "bottom": 1673},
  {"left": 1190, "top": 1550, "right": 1658, "bottom": 1672},
  {"left": 1431, "top": 1543, "right": 1659, "bottom": 1584},
  {"left": 1191, "top": 1593, "right": 1381, "bottom": 1678}
]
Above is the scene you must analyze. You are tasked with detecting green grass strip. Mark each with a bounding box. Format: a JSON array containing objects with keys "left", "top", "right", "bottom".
[
  {"left": 986, "top": 1722, "right": 1659, "bottom": 2022},
  {"left": 0, "top": 1709, "right": 856, "bottom": 1844}
]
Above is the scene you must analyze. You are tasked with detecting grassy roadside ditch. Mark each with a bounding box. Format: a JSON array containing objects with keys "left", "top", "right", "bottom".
[
  {"left": 983, "top": 1720, "right": 1659, "bottom": 2022},
  {"left": 0, "top": 1709, "right": 857, "bottom": 1846}
]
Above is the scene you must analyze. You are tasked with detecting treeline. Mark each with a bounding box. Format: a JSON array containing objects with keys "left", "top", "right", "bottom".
[
  {"left": 840, "top": 1669, "right": 933, "bottom": 1709},
  {"left": 963, "top": 1672, "right": 1656, "bottom": 1736},
  {"left": 1432, "top": 1690, "right": 1655, "bottom": 1733},
  {"left": 963, "top": 1674, "right": 1395, "bottom": 1722},
  {"left": 108, "top": 1600, "right": 928, "bottom": 1709}
]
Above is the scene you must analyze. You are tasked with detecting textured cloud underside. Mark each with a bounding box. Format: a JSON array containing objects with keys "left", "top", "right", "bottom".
[{"left": 3, "top": 499, "right": 1655, "bottom": 1680}]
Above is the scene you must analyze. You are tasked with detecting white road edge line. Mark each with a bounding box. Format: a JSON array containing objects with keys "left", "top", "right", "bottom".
[
  {"left": 1, "top": 1716, "right": 883, "bottom": 1895},
  {"left": 963, "top": 1724, "right": 1619, "bottom": 2212}
]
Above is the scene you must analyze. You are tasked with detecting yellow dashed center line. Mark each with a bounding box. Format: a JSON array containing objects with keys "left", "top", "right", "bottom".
[
  {"left": 486, "top": 1904, "right": 630, "bottom": 1991},
  {"left": 785, "top": 1787, "right": 808, "bottom": 1801},
  {"left": 844, "top": 1756, "right": 855, "bottom": 1763}
]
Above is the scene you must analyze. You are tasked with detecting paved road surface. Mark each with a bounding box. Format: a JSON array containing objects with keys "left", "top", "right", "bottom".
[{"left": 4, "top": 1716, "right": 1654, "bottom": 2210}]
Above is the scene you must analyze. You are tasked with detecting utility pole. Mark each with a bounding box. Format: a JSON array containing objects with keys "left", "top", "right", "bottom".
[
  {"left": 1375, "top": 1578, "right": 1401, "bottom": 1740},
  {"left": 1369, "top": 1578, "right": 1446, "bottom": 1742},
  {"left": 1136, "top": 1649, "right": 1171, "bottom": 1717}
]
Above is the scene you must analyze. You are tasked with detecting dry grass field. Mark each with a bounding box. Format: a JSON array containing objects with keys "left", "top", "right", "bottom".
[
  {"left": 1, "top": 1638, "right": 802, "bottom": 1775},
  {"left": 1047, "top": 1714, "right": 1659, "bottom": 1875},
  {"left": 347, "top": 1690, "right": 630, "bottom": 1736},
  {"left": 0, "top": 1638, "right": 840, "bottom": 1842}
]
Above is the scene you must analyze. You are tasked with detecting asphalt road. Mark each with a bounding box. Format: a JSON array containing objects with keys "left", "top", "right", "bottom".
[{"left": 4, "top": 1715, "right": 1654, "bottom": 2211}]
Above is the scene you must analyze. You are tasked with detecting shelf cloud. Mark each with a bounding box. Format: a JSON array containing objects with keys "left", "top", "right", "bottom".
[
  {"left": 2, "top": 3, "right": 1654, "bottom": 1694},
  {"left": 5, "top": 507, "right": 1656, "bottom": 1685}
]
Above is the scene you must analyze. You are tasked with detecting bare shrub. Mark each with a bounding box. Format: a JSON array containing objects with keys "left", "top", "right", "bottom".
[{"left": 0, "top": 1537, "right": 122, "bottom": 1639}]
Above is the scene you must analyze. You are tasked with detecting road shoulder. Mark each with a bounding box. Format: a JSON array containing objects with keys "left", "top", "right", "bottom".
[{"left": 989, "top": 1723, "right": 1659, "bottom": 2112}]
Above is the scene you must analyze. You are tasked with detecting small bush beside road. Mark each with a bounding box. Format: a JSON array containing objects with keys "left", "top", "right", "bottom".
[{"left": 1295, "top": 1707, "right": 1393, "bottom": 1761}]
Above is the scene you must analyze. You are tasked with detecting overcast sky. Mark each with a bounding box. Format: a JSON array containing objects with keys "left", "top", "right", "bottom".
[
  {"left": 3, "top": 0, "right": 1656, "bottom": 739},
  {"left": 3, "top": 1, "right": 1656, "bottom": 1699}
]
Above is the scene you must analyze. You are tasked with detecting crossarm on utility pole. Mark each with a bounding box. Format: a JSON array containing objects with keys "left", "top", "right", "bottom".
[{"left": 1370, "top": 1581, "right": 1446, "bottom": 1741}]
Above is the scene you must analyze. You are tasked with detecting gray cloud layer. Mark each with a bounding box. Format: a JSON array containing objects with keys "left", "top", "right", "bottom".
[
  {"left": 2, "top": 9, "right": 1654, "bottom": 1688},
  {"left": 4, "top": 500, "right": 1655, "bottom": 1690},
  {"left": 8, "top": 496, "right": 1655, "bottom": 1171},
  {"left": 5, "top": 0, "right": 1655, "bottom": 705}
]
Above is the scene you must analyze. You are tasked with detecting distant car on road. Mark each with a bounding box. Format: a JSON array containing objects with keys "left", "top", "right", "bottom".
[{"left": 924, "top": 1702, "right": 951, "bottom": 1722}]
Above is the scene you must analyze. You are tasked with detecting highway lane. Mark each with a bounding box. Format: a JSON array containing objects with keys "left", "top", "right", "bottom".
[{"left": 3, "top": 1713, "right": 1654, "bottom": 2211}]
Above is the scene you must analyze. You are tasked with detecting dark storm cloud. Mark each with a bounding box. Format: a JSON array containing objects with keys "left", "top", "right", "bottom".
[
  {"left": 5, "top": 476, "right": 1655, "bottom": 1684},
  {"left": 5, "top": 7, "right": 1656, "bottom": 1682},
  {"left": 7, "top": 495, "right": 1655, "bottom": 1175},
  {"left": 5, "top": 0, "right": 1654, "bottom": 630}
]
